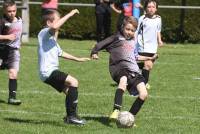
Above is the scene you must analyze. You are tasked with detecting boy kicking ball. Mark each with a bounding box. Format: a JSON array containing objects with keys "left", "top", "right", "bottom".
[{"left": 91, "top": 16, "right": 158, "bottom": 124}]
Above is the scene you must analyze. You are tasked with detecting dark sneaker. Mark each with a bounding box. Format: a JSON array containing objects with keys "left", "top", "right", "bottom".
[
  {"left": 64, "top": 115, "right": 86, "bottom": 125},
  {"left": 8, "top": 98, "right": 22, "bottom": 105}
]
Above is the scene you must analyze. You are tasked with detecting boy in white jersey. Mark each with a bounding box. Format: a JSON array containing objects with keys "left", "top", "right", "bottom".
[
  {"left": 136, "top": 0, "right": 163, "bottom": 87},
  {"left": 0, "top": 0, "right": 22, "bottom": 105},
  {"left": 38, "top": 9, "right": 90, "bottom": 125}
]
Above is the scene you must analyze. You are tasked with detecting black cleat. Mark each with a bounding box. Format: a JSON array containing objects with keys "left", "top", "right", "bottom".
[
  {"left": 64, "top": 115, "right": 86, "bottom": 125},
  {"left": 8, "top": 98, "right": 22, "bottom": 105}
]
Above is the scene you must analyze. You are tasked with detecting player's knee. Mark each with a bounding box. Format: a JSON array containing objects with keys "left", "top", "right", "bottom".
[
  {"left": 70, "top": 78, "right": 78, "bottom": 87},
  {"left": 139, "top": 89, "right": 148, "bottom": 100},
  {"left": 118, "top": 76, "right": 127, "bottom": 90},
  {"left": 8, "top": 70, "right": 18, "bottom": 79}
]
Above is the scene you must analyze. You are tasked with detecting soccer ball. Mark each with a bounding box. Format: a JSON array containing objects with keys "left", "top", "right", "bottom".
[{"left": 116, "top": 111, "right": 135, "bottom": 128}]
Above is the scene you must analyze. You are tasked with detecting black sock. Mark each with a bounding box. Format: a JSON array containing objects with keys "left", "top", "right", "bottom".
[
  {"left": 113, "top": 88, "right": 124, "bottom": 111},
  {"left": 65, "top": 86, "right": 78, "bottom": 116},
  {"left": 129, "top": 97, "right": 145, "bottom": 116},
  {"left": 9, "top": 79, "right": 17, "bottom": 99},
  {"left": 142, "top": 69, "right": 150, "bottom": 84}
]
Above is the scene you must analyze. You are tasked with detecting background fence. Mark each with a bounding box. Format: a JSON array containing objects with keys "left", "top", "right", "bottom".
[{"left": 0, "top": 0, "right": 200, "bottom": 43}]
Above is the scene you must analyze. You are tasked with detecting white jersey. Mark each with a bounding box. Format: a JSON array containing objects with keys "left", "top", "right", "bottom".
[
  {"left": 136, "top": 14, "right": 162, "bottom": 53},
  {"left": 38, "top": 28, "right": 63, "bottom": 81}
]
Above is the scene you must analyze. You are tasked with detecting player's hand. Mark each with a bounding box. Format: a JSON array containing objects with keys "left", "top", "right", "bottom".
[
  {"left": 134, "top": 3, "right": 142, "bottom": 8},
  {"left": 152, "top": 53, "right": 159, "bottom": 60},
  {"left": 77, "top": 57, "right": 90, "bottom": 62},
  {"left": 91, "top": 54, "right": 99, "bottom": 60},
  {"left": 70, "top": 9, "right": 79, "bottom": 15},
  {"left": 158, "top": 40, "right": 164, "bottom": 47},
  {"left": 7, "top": 34, "right": 16, "bottom": 41}
]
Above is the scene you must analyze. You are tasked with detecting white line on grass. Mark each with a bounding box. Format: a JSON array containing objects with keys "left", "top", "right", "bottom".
[
  {"left": 0, "top": 109, "right": 199, "bottom": 120},
  {"left": 0, "top": 90, "right": 200, "bottom": 100}
]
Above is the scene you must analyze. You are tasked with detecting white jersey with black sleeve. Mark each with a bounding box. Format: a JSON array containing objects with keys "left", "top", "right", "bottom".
[{"left": 136, "top": 14, "right": 162, "bottom": 54}]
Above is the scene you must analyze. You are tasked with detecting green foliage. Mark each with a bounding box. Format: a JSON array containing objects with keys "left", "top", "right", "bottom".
[{"left": 1, "top": 0, "right": 199, "bottom": 43}]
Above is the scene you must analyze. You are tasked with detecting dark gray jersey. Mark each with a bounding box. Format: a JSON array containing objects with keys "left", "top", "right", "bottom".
[
  {"left": 91, "top": 33, "right": 140, "bottom": 78},
  {"left": 0, "top": 16, "right": 22, "bottom": 49}
]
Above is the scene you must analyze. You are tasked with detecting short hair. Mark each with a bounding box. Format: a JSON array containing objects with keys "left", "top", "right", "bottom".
[
  {"left": 121, "top": 16, "right": 138, "bottom": 30},
  {"left": 3, "top": 0, "right": 16, "bottom": 9},
  {"left": 42, "top": 9, "right": 60, "bottom": 25},
  {"left": 143, "top": 0, "right": 159, "bottom": 10}
]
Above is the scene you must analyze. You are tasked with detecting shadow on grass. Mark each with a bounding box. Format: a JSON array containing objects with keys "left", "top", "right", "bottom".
[
  {"left": 110, "top": 83, "right": 118, "bottom": 87},
  {"left": 0, "top": 99, "right": 6, "bottom": 104},
  {"left": 4, "top": 117, "right": 63, "bottom": 127},
  {"left": 83, "top": 116, "right": 113, "bottom": 127}
]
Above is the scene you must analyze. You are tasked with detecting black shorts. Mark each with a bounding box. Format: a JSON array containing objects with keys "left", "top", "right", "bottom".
[
  {"left": 0, "top": 45, "right": 20, "bottom": 70},
  {"left": 113, "top": 69, "right": 145, "bottom": 96},
  {"left": 44, "top": 70, "right": 68, "bottom": 92},
  {"left": 137, "top": 52, "right": 155, "bottom": 69}
]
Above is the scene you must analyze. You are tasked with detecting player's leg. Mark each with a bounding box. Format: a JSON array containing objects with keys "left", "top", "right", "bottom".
[
  {"left": 143, "top": 60, "right": 154, "bottom": 84},
  {"left": 63, "top": 75, "right": 86, "bottom": 125},
  {"left": 110, "top": 76, "right": 127, "bottom": 120},
  {"left": 129, "top": 82, "right": 148, "bottom": 116},
  {"left": 7, "top": 49, "right": 21, "bottom": 105}
]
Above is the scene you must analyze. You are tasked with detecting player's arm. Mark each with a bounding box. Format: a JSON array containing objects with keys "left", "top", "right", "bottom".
[
  {"left": 61, "top": 51, "right": 90, "bottom": 62},
  {"left": 49, "top": 9, "right": 79, "bottom": 35},
  {"left": 91, "top": 35, "right": 115, "bottom": 59},
  {"left": 157, "top": 32, "right": 163, "bottom": 47},
  {"left": 0, "top": 34, "right": 16, "bottom": 41},
  {"left": 137, "top": 54, "right": 158, "bottom": 61}
]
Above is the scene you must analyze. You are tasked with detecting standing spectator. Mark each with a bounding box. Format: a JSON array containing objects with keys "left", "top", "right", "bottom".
[
  {"left": 111, "top": 0, "right": 142, "bottom": 30},
  {"left": 0, "top": 0, "right": 22, "bottom": 105},
  {"left": 136, "top": 0, "right": 163, "bottom": 88},
  {"left": 94, "top": 0, "right": 116, "bottom": 42},
  {"left": 41, "top": 0, "right": 58, "bottom": 15},
  {"left": 38, "top": 9, "right": 90, "bottom": 125}
]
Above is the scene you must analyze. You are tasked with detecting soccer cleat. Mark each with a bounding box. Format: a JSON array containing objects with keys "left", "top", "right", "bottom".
[
  {"left": 8, "top": 98, "right": 22, "bottom": 105},
  {"left": 109, "top": 109, "right": 120, "bottom": 120},
  {"left": 64, "top": 115, "right": 86, "bottom": 125},
  {"left": 146, "top": 83, "right": 151, "bottom": 90}
]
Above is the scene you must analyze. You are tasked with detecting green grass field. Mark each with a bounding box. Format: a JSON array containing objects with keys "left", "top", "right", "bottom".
[{"left": 0, "top": 38, "right": 200, "bottom": 134}]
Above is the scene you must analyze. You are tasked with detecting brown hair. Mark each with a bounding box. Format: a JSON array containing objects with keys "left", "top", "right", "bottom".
[
  {"left": 121, "top": 16, "right": 138, "bottom": 31},
  {"left": 42, "top": 9, "right": 60, "bottom": 25},
  {"left": 3, "top": 0, "right": 16, "bottom": 9},
  {"left": 144, "top": 0, "right": 159, "bottom": 10}
]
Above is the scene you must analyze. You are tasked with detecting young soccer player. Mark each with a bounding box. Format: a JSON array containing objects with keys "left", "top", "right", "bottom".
[
  {"left": 91, "top": 16, "right": 158, "bottom": 121},
  {"left": 38, "top": 9, "right": 90, "bottom": 125},
  {"left": 0, "top": 0, "right": 22, "bottom": 105},
  {"left": 136, "top": 0, "right": 163, "bottom": 88}
]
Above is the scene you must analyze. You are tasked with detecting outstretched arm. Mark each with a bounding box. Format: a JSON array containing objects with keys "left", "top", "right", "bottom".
[
  {"left": 49, "top": 9, "right": 79, "bottom": 35},
  {"left": 157, "top": 32, "right": 163, "bottom": 47},
  {"left": 61, "top": 51, "right": 90, "bottom": 62}
]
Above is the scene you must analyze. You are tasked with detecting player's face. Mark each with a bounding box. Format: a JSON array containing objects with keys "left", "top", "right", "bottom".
[
  {"left": 4, "top": 5, "right": 17, "bottom": 21},
  {"left": 123, "top": 23, "right": 136, "bottom": 40},
  {"left": 146, "top": 2, "right": 157, "bottom": 16}
]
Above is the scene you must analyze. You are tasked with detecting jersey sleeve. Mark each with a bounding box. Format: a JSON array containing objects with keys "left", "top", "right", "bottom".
[
  {"left": 57, "top": 44, "right": 63, "bottom": 57},
  {"left": 157, "top": 17, "right": 162, "bottom": 32}
]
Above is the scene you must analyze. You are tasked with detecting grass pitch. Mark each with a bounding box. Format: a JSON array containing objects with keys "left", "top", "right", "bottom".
[{"left": 0, "top": 38, "right": 200, "bottom": 134}]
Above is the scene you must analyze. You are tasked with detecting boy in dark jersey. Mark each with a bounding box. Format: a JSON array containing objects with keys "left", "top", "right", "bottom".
[
  {"left": 0, "top": 0, "right": 22, "bottom": 105},
  {"left": 91, "top": 16, "right": 158, "bottom": 122}
]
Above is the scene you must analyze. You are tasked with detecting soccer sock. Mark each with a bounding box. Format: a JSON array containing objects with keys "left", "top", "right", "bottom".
[
  {"left": 142, "top": 69, "right": 150, "bottom": 84},
  {"left": 65, "top": 86, "right": 78, "bottom": 116},
  {"left": 129, "top": 97, "right": 145, "bottom": 116},
  {"left": 9, "top": 79, "right": 17, "bottom": 99},
  {"left": 113, "top": 88, "right": 124, "bottom": 111}
]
